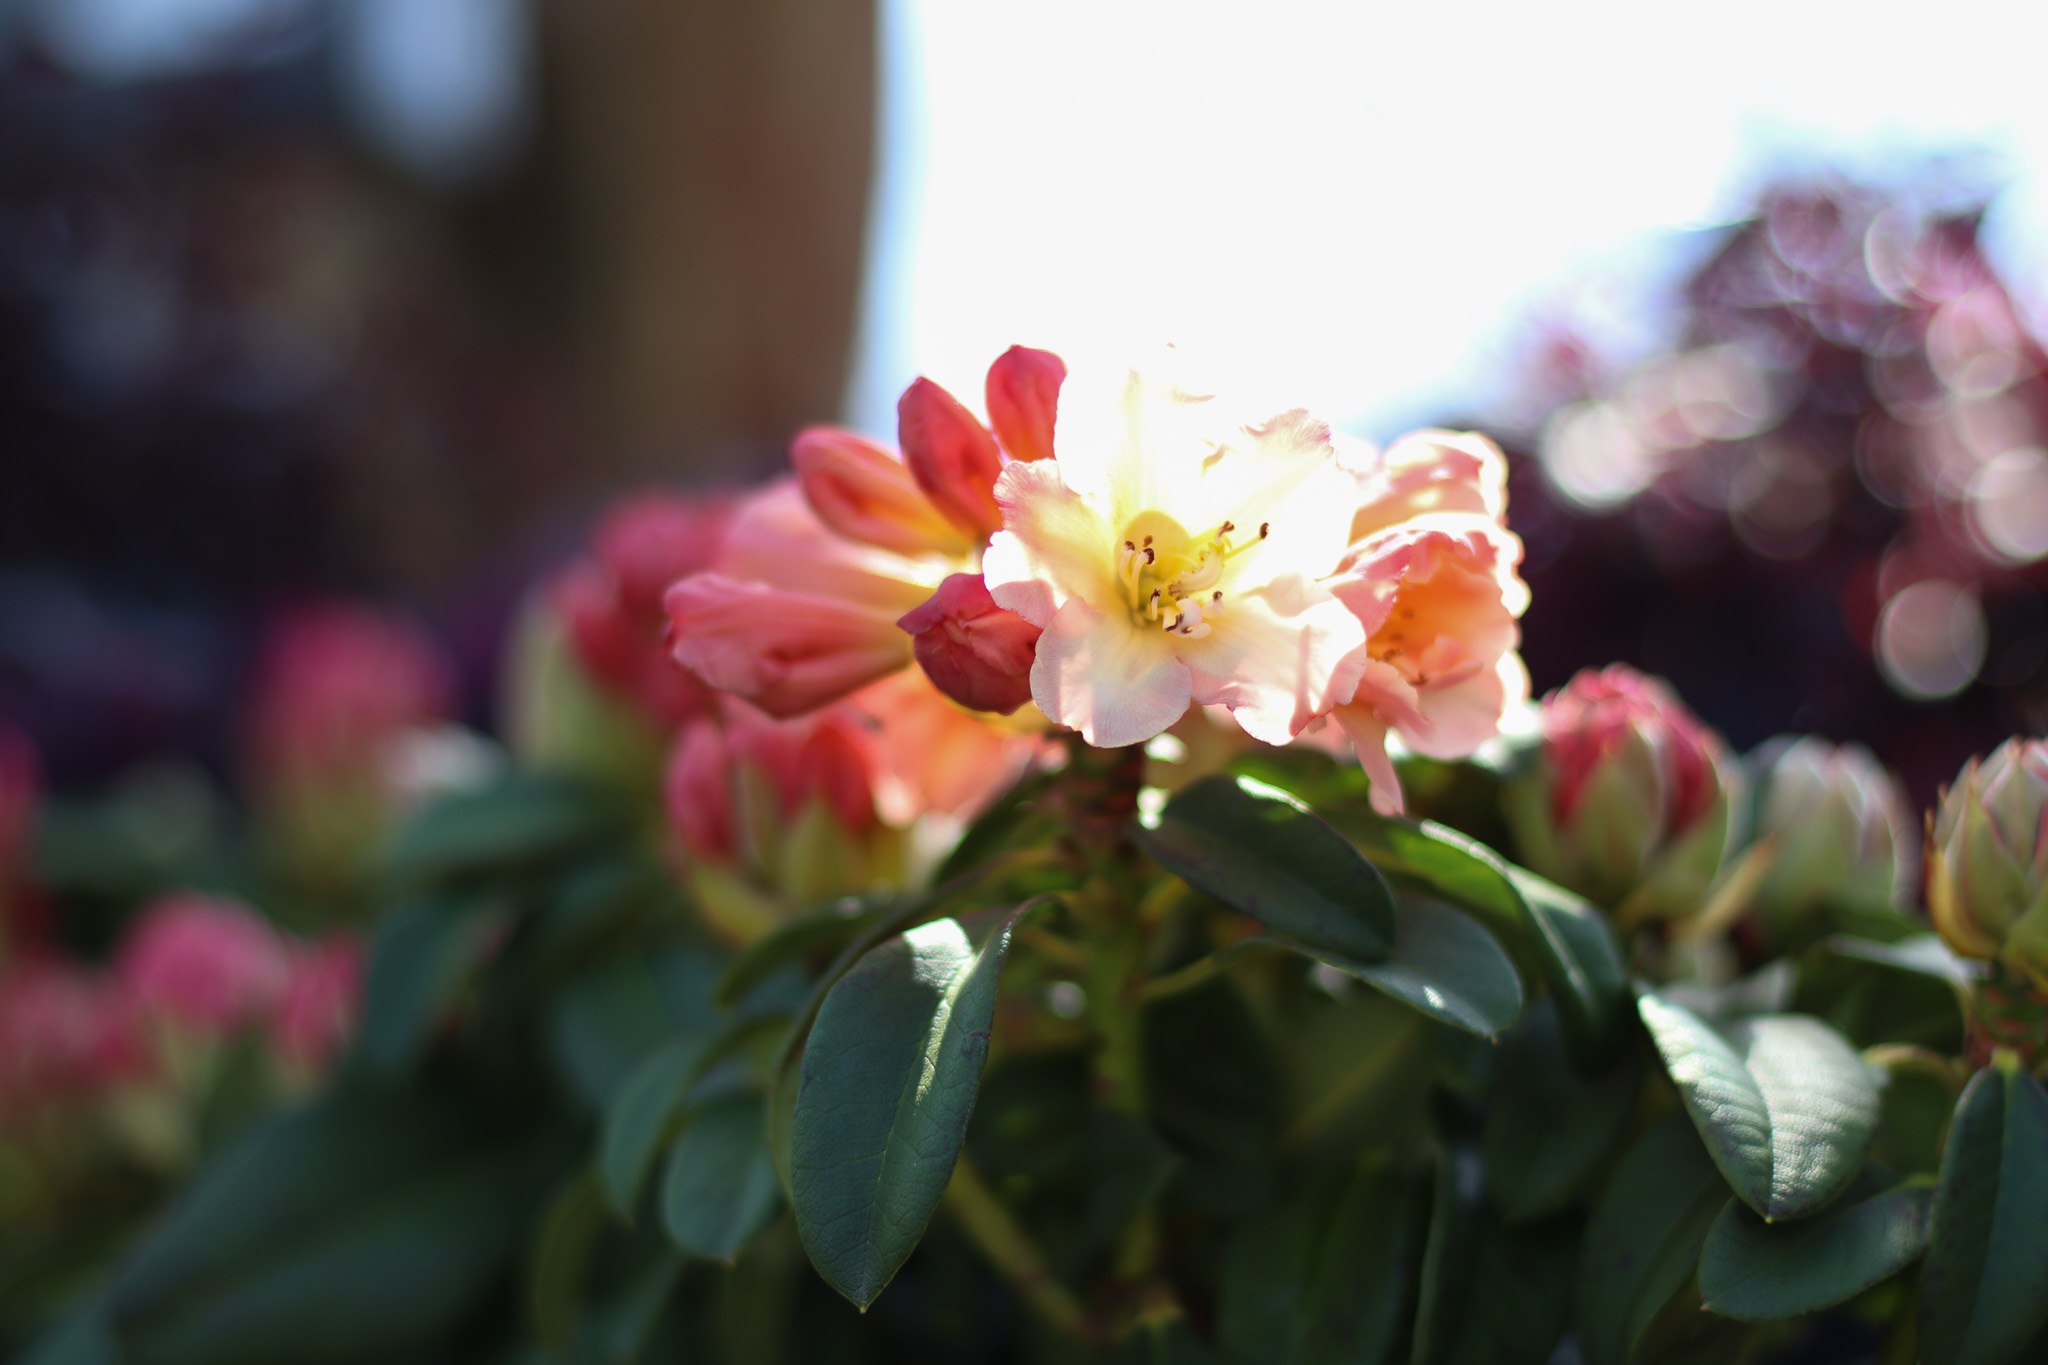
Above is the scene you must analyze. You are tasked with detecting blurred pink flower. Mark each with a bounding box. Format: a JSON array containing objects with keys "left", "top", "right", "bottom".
[
  {"left": 983, "top": 368, "right": 1364, "bottom": 748},
  {"left": 116, "top": 893, "right": 291, "bottom": 1036},
  {"left": 245, "top": 603, "right": 455, "bottom": 795},
  {"left": 896, "top": 572, "right": 1042, "bottom": 716},
  {"left": 270, "top": 935, "right": 363, "bottom": 1071},
  {"left": 0, "top": 957, "right": 143, "bottom": 1119},
  {"left": 849, "top": 669, "right": 1048, "bottom": 824}
]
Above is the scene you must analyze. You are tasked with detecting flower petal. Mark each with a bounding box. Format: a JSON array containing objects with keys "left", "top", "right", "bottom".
[
  {"left": 1332, "top": 705, "right": 1406, "bottom": 815},
  {"left": 1030, "top": 596, "right": 1190, "bottom": 748},
  {"left": 1403, "top": 653, "right": 1529, "bottom": 760},
  {"left": 790, "top": 426, "right": 973, "bottom": 558},
  {"left": 899, "top": 377, "right": 1005, "bottom": 543},
  {"left": 986, "top": 460, "right": 1118, "bottom": 627},
  {"left": 715, "top": 481, "right": 943, "bottom": 615},
  {"left": 984, "top": 345, "right": 1066, "bottom": 463},
  {"left": 665, "top": 573, "right": 912, "bottom": 718},
  {"left": 1180, "top": 576, "right": 1367, "bottom": 745}
]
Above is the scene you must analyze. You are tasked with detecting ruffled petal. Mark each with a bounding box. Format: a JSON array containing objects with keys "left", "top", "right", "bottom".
[
  {"left": 986, "top": 461, "right": 1118, "bottom": 627},
  {"left": 1333, "top": 705, "right": 1406, "bottom": 815},
  {"left": 1402, "top": 653, "right": 1529, "bottom": 760},
  {"left": 665, "top": 573, "right": 912, "bottom": 718},
  {"left": 1030, "top": 596, "right": 1190, "bottom": 747},
  {"left": 1180, "top": 576, "right": 1367, "bottom": 745}
]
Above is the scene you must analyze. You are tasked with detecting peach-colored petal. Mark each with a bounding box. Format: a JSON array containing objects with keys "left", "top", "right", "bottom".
[
  {"left": 849, "top": 671, "right": 1044, "bottom": 822},
  {"left": 1401, "top": 653, "right": 1528, "bottom": 760},
  {"left": 1031, "top": 597, "right": 1191, "bottom": 747},
  {"left": 984, "top": 345, "right": 1066, "bottom": 464},
  {"left": 986, "top": 460, "right": 1118, "bottom": 627},
  {"left": 665, "top": 574, "right": 912, "bottom": 718},
  {"left": 790, "top": 426, "right": 973, "bottom": 558},
  {"left": 1180, "top": 577, "right": 1367, "bottom": 745},
  {"left": 899, "top": 377, "right": 1005, "bottom": 543},
  {"left": 713, "top": 481, "right": 943, "bottom": 616},
  {"left": 1348, "top": 429, "right": 1510, "bottom": 541},
  {"left": 1333, "top": 706, "right": 1406, "bottom": 815}
]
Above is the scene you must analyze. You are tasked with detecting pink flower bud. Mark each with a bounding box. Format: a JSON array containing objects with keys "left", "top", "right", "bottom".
[
  {"left": 667, "top": 720, "right": 737, "bottom": 861},
  {"left": 1927, "top": 738, "right": 2048, "bottom": 986},
  {"left": 270, "top": 934, "right": 363, "bottom": 1072},
  {"left": 898, "top": 376, "right": 1004, "bottom": 544},
  {"left": 592, "top": 492, "right": 735, "bottom": 623},
  {"left": 1748, "top": 737, "right": 1913, "bottom": 935},
  {"left": 897, "top": 574, "right": 1042, "bottom": 716},
  {"left": 791, "top": 426, "right": 974, "bottom": 557},
  {"left": 1503, "top": 666, "right": 1736, "bottom": 922},
  {"left": 116, "top": 893, "right": 291, "bottom": 1036},
  {"left": 665, "top": 573, "right": 914, "bottom": 719},
  {"left": 984, "top": 345, "right": 1066, "bottom": 464}
]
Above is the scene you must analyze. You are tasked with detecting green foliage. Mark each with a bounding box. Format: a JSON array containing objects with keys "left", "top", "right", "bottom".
[{"left": 1698, "top": 1180, "right": 1932, "bottom": 1322}]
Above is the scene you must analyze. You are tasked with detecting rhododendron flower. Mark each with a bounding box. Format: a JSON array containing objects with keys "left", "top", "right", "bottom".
[
  {"left": 1343, "top": 429, "right": 1510, "bottom": 541},
  {"left": 897, "top": 573, "right": 1041, "bottom": 715},
  {"left": 271, "top": 935, "right": 363, "bottom": 1071},
  {"left": 984, "top": 368, "right": 1365, "bottom": 748},
  {"left": 1321, "top": 513, "right": 1530, "bottom": 814},
  {"left": 560, "top": 492, "right": 734, "bottom": 728},
  {"left": 850, "top": 669, "right": 1047, "bottom": 824},
  {"left": 116, "top": 893, "right": 291, "bottom": 1036},
  {"left": 0, "top": 958, "right": 142, "bottom": 1120}
]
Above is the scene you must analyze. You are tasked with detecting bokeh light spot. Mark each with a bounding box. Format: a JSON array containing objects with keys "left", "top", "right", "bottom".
[{"left": 1876, "top": 579, "right": 1987, "bottom": 700}]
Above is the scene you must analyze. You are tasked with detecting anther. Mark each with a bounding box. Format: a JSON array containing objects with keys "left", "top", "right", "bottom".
[
  {"left": 1125, "top": 540, "right": 1136, "bottom": 552},
  {"left": 1220, "top": 520, "right": 1235, "bottom": 533},
  {"left": 1258, "top": 522, "right": 1270, "bottom": 539},
  {"left": 1143, "top": 535, "right": 1153, "bottom": 546},
  {"left": 1144, "top": 547, "right": 1155, "bottom": 564}
]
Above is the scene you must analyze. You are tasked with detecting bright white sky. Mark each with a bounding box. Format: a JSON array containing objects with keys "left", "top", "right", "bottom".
[{"left": 845, "top": 0, "right": 2048, "bottom": 441}]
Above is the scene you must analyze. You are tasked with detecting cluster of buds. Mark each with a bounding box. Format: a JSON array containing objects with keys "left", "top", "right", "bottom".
[
  {"left": 0, "top": 891, "right": 358, "bottom": 1174},
  {"left": 242, "top": 605, "right": 463, "bottom": 897},
  {"left": 1503, "top": 666, "right": 1737, "bottom": 925}
]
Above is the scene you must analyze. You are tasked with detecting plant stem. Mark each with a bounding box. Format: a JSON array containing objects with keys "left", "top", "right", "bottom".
[{"left": 944, "top": 1156, "right": 1097, "bottom": 1343}]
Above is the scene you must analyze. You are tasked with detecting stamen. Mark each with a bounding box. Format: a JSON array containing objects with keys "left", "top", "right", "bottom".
[{"left": 1258, "top": 522, "right": 1270, "bottom": 539}]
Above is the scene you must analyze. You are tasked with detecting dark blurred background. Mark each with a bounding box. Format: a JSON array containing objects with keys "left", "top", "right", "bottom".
[{"left": 1, "top": 0, "right": 2044, "bottom": 806}]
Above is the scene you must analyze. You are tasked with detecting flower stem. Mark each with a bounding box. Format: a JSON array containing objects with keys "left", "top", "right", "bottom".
[{"left": 945, "top": 1156, "right": 1097, "bottom": 1342}]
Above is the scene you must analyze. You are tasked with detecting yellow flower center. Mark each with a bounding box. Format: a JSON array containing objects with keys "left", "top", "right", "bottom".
[{"left": 1115, "top": 511, "right": 1268, "bottom": 638}]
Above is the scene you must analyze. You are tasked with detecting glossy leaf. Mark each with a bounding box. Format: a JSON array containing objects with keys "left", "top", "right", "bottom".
[
  {"left": 382, "top": 775, "right": 613, "bottom": 887},
  {"left": 1576, "top": 1112, "right": 1730, "bottom": 1365},
  {"left": 660, "top": 1092, "right": 781, "bottom": 1262},
  {"left": 789, "top": 905, "right": 1034, "bottom": 1308},
  {"left": 527, "top": 1170, "right": 607, "bottom": 1350},
  {"left": 1920, "top": 1056, "right": 2048, "bottom": 1365},
  {"left": 1412, "top": 1143, "right": 1488, "bottom": 1365},
  {"left": 1507, "top": 870, "right": 1631, "bottom": 1074},
  {"left": 1483, "top": 1000, "right": 1638, "bottom": 1224},
  {"left": 1283, "top": 898, "right": 1523, "bottom": 1038},
  {"left": 355, "top": 893, "right": 507, "bottom": 1077},
  {"left": 599, "top": 1038, "right": 708, "bottom": 1218},
  {"left": 1866, "top": 1045, "right": 1964, "bottom": 1176},
  {"left": 1139, "top": 775, "right": 1395, "bottom": 963},
  {"left": 1215, "top": 1155, "right": 1413, "bottom": 1365},
  {"left": 1699, "top": 1181, "right": 1931, "bottom": 1322},
  {"left": 1637, "top": 993, "right": 1879, "bottom": 1221}
]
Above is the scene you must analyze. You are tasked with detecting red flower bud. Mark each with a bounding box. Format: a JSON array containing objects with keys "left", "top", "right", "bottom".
[
  {"left": 898, "top": 377, "right": 1004, "bottom": 544},
  {"left": 790, "top": 426, "right": 973, "bottom": 557},
  {"left": 984, "top": 345, "right": 1066, "bottom": 464},
  {"left": 898, "top": 573, "right": 1042, "bottom": 716}
]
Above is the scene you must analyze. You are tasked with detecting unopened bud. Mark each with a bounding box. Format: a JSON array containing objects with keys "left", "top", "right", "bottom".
[
  {"left": 898, "top": 377, "right": 1004, "bottom": 544},
  {"left": 898, "top": 574, "right": 1041, "bottom": 715},
  {"left": 791, "top": 426, "right": 974, "bottom": 557},
  {"left": 1748, "top": 736, "right": 1913, "bottom": 934},
  {"left": 984, "top": 345, "right": 1066, "bottom": 464},
  {"left": 1503, "top": 665, "right": 1735, "bottom": 924},
  {"left": 1927, "top": 738, "right": 2048, "bottom": 988}
]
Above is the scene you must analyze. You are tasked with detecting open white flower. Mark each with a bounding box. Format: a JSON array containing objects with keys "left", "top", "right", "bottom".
[{"left": 982, "top": 368, "right": 1365, "bottom": 748}]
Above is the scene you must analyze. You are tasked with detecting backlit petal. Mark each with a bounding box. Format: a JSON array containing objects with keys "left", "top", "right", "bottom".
[{"left": 1030, "top": 597, "right": 1190, "bottom": 747}]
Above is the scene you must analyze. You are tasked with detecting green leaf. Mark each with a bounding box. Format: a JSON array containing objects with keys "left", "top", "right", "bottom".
[
  {"left": 1920, "top": 1056, "right": 2048, "bottom": 1365},
  {"left": 527, "top": 1170, "right": 608, "bottom": 1351},
  {"left": 1483, "top": 1000, "right": 1639, "bottom": 1224},
  {"left": 713, "top": 897, "right": 888, "bottom": 1012},
  {"left": 546, "top": 946, "right": 723, "bottom": 1114},
  {"left": 1506, "top": 870, "right": 1631, "bottom": 1074},
  {"left": 1637, "top": 993, "right": 1880, "bottom": 1221},
  {"left": 790, "top": 904, "right": 1036, "bottom": 1308},
  {"left": 1699, "top": 1181, "right": 1932, "bottom": 1323},
  {"left": 600, "top": 1039, "right": 709, "bottom": 1218},
  {"left": 1412, "top": 1144, "right": 1488, "bottom": 1365},
  {"left": 1319, "top": 807, "right": 1628, "bottom": 1071},
  {"left": 1867, "top": 1045, "right": 1964, "bottom": 1176},
  {"left": 1215, "top": 1155, "right": 1414, "bottom": 1365},
  {"left": 660, "top": 1092, "right": 782, "bottom": 1262},
  {"left": 354, "top": 893, "right": 507, "bottom": 1078},
  {"left": 382, "top": 775, "right": 614, "bottom": 887},
  {"left": 1138, "top": 775, "right": 1395, "bottom": 963},
  {"left": 1282, "top": 898, "right": 1523, "bottom": 1038},
  {"left": 1795, "top": 935, "right": 1972, "bottom": 1052},
  {"left": 1575, "top": 1111, "right": 1730, "bottom": 1365},
  {"left": 1437, "top": 1215, "right": 1579, "bottom": 1365}
]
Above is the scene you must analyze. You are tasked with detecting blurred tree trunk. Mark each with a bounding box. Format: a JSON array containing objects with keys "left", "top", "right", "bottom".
[{"left": 542, "top": 0, "right": 878, "bottom": 491}]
